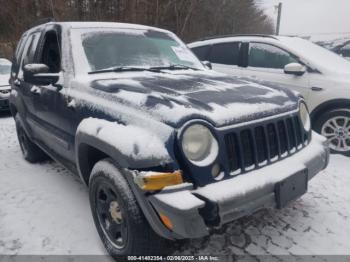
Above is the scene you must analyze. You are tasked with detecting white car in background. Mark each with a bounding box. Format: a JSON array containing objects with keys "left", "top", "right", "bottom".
[
  {"left": 0, "top": 58, "right": 12, "bottom": 111},
  {"left": 189, "top": 35, "right": 350, "bottom": 156}
]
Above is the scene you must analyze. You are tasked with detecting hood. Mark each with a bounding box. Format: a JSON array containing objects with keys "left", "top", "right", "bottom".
[{"left": 75, "top": 70, "right": 299, "bottom": 127}]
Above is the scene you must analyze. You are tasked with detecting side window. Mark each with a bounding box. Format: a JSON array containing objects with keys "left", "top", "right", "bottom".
[
  {"left": 39, "top": 30, "right": 61, "bottom": 73},
  {"left": 14, "top": 35, "right": 27, "bottom": 65},
  {"left": 18, "top": 32, "right": 41, "bottom": 79},
  {"left": 339, "top": 43, "right": 350, "bottom": 57},
  {"left": 248, "top": 43, "right": 297, "bottom": 69},
  {"left": 23, "top": 32, "right": 41, "bottom": 65},
  {"left": 209, "top": 42, "right": 241, "bottom": 65},
  {"left": 191, "top": 46, "right": 211, "bottom": 61}
]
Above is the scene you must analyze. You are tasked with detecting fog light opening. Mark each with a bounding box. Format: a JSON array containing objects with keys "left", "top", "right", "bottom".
[{"left": 212, "top": 163, "right": 223, "bottom": 180}]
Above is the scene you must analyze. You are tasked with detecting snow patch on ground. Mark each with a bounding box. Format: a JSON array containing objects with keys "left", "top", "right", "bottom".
[{"left": 0, "top": 114, "right": 349, "bottom": 259}]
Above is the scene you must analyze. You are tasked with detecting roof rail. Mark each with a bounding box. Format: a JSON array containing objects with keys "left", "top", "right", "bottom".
[
  {"left": 30, "top": 17, "right": 55, "bottom": 28},
  {"left": 195, "top": 34, "right": 278, "bottom": 42}
]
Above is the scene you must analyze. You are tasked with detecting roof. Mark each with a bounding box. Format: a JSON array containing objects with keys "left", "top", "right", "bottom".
[
  {"left": 196, "top": 34, "right": 278, "bottom": 42},
  {"left": 188, "top": 35, "right": 301, "bottom": 48},
  {"left": 29, "top": 21, "right": 169, "bottom": 34}
]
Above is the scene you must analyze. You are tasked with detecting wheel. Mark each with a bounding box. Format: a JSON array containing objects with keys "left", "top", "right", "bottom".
[
  {"left": 314, "top": 109, "right": 350, "bottom": 156},
  {"left": 89, "top": 158, "right": 169, "bottom": 258},
  {"left": 15, "top": 114, "right": 49, "bottom": 163}
]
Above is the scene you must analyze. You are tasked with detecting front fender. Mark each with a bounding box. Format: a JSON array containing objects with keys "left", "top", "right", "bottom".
[{"left": 75, "top": 118, "right": 176, "bottom": 184}]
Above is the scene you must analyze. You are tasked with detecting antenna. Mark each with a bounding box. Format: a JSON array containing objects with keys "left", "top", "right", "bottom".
[{"left": 49, "top": 0, "right": 56, "bottom": 20}]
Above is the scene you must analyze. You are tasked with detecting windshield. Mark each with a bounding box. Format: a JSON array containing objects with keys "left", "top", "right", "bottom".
[
  {"left": 77, "top": 29, "right": 204, "bottom": 72},
  {"left": 0, "top": 63, "right": 11, "bottom": 75},
  {"left": 280, "top": 37, "right": 350, "bottom": 75}
]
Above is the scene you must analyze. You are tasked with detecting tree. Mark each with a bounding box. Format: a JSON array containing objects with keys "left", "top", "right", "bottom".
[{"left": 0, "top": 0, "right": 274, "bottom": 59}]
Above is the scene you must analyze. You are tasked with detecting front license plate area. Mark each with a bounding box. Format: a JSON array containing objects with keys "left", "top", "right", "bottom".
[{"left": 275, "top": 169, "right": 308, "bottom": 209}]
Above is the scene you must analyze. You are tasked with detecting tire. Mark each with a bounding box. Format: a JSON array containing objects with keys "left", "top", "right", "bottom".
[
  {"left": 89, "top": 158, "right": 170, "bottom": 258},
  {"left": 314, "top": 108, "right": 350, "bottom": 157},
  {"left": 15, "top": 114, "right": 49, "bottom": 163}
]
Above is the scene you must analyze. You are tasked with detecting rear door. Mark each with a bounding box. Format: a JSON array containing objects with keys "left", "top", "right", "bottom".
[
  {"left": 241, "top": 42, "right": 310, "bottom": 100},
  {"left": 208, "top": 42, "right": 243, "bottom": 76},
  {"left": 191, "top": 42, "right": 243, "bottom": 76}
]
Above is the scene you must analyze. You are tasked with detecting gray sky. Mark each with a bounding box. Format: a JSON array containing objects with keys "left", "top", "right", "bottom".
[{"left": 260, "top": 0, "right": 350, "bottom": 38}]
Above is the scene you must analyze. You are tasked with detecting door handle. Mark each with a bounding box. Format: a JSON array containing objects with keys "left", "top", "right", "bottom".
[
  {"left": 30, "top": 86, "right": 41, "bottom": 95},
  {"left": 311, "top": 86, "right": 323, "bottom": 91}
]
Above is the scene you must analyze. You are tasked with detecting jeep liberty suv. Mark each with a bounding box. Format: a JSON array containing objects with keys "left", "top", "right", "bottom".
[{"left": 9, "top": 22, "right": 329, "bottom": 257}]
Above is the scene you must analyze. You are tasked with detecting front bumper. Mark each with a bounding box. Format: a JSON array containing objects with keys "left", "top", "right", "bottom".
[{"left": 148, "top": 132, "right": 329, "bottom": 239}]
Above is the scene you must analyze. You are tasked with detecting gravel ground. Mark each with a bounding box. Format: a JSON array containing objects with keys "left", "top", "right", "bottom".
[{"left": 0, "top": 112, "right": 350, "bottom": 261}]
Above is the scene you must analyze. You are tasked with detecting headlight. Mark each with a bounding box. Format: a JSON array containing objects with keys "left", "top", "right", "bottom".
[
  {"left": 181, "top": 124, "right": 219, "bottom": 166},
  {"left": 299, "top": 102, "right": 311, "bottom": 132}
]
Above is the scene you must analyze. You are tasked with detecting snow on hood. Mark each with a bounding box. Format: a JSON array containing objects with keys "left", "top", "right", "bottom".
[{"left": 70, "top": 70, "right": 299, "bottom": 128}]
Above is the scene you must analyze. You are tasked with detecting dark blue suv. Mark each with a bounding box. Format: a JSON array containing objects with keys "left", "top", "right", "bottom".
[{"left": 9, "top": 22, "right": 329, "bottom": 257}]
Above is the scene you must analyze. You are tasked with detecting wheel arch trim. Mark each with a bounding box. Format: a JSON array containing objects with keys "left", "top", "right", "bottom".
[{"left": 310, "top": 99, "right": 350, "bottom": 124}]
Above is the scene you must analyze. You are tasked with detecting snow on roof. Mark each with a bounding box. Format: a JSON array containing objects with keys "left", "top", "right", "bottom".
[
  {"left": 47, "top": 21, "right": 170, "bottom": 34},
  {"left": 188, "top": 35, "right": 279, "bottom": 47}
]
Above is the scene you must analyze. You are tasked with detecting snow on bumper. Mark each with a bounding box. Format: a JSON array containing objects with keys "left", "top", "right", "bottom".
[{"left": 148, "top": 132, "right": 329, "bottom": 239}]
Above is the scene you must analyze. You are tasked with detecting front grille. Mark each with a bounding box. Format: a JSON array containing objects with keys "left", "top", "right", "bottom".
[{"left": 225, "top": 114, "right": 309, "bottom": 174}]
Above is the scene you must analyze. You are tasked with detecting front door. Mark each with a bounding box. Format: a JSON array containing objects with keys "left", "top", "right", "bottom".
[
  {"left": 241, "top": 42, "right": 311, "bottom": 101},
  {"left": 31, "top": 26, "right": 78, "bottom": 164}
]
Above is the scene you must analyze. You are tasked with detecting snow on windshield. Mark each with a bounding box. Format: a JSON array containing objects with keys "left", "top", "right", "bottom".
[
  {"left": 0, "top": 59, "right": 11, "bottom": 75},
  {"left": 279, "top": 37, "right": 350, "bottom": 75},
  {"left": 76, "top": 28, "right": 203, "bottom": 72}
]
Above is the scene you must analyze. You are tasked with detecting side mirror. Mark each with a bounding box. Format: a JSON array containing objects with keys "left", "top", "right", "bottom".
[
  {"left": 23, "top": 63, "right": 59, "bottom": 86},
  {"left": 202, "top": 60, "right": 212, "bottom": 70},
  {"left": 284, "top": 63, "right": 306, "bottom": 76}
]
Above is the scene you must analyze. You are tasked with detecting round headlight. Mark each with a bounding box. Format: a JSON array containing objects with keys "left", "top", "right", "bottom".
[
  {"left": 299, "top": 102, "right": 311, "bottom": 132},
  {"left": 181, "top": 124, "right": 219, "bottom": 166}
]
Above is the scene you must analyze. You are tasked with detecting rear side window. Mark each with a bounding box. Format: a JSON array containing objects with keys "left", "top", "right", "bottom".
[
  {"left": 18, "top": 32, "right": 41, "bottom": 79},
  {"left": 23, "top": 32, "right": 41, "bottom": 65},
  {"left": 248, "top": 42, "right": 297, "bottom": 69},
  {"left": 191, "top": 45, "right": 211, "bottom": 60},
  {"left": 209, "top": 42, "right": 241, "bottom": 65},
  {"left": 14, "top": 35, "right": 27, "bottom": 65}
]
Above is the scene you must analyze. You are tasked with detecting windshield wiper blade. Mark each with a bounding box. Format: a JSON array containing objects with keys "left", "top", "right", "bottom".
[
  {"left": 150, "top": 64, "right": 200, "bottom": 71},
  {"left": 88, "top": 66, "right": 162, "bottom": 74}
]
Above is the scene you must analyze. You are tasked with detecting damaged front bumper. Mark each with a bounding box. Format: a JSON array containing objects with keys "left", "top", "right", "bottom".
[{"left": 147, "top": 132, "right": 329, "bottom": 239}]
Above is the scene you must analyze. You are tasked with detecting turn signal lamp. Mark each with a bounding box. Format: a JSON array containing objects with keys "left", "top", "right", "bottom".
[{"left": 134, "top": 170, "right": 183, "bottom": 191}]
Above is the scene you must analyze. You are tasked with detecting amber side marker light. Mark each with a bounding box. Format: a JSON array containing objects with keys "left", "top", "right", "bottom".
[
  {"left": 159, "top": 213, "right": 174, "bottom": 230},
  {"left": 134, "top": 170, "right": 183, "bottom": 191}
]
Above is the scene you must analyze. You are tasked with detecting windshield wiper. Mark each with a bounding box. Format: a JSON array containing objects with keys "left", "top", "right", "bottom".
[
  {"left": 88, "top": 66, "right": 162, "bottom": 75},
  {"left": 150, "top": 64, "right": 200, "bottom": 71}
]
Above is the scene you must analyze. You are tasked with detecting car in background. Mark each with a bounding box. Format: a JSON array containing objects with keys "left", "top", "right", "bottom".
[
  {"left": 333, "top": 41, "right": 350, "bottom": 61},
  {"left": 0, "top": 58, "right": 11, "bottom": 111},
  {"left": 189, "top": 35, "right": 350, "bottom": 156},
  {"left": 316, "top": 38, "right": 350, "bottom": 61}
]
